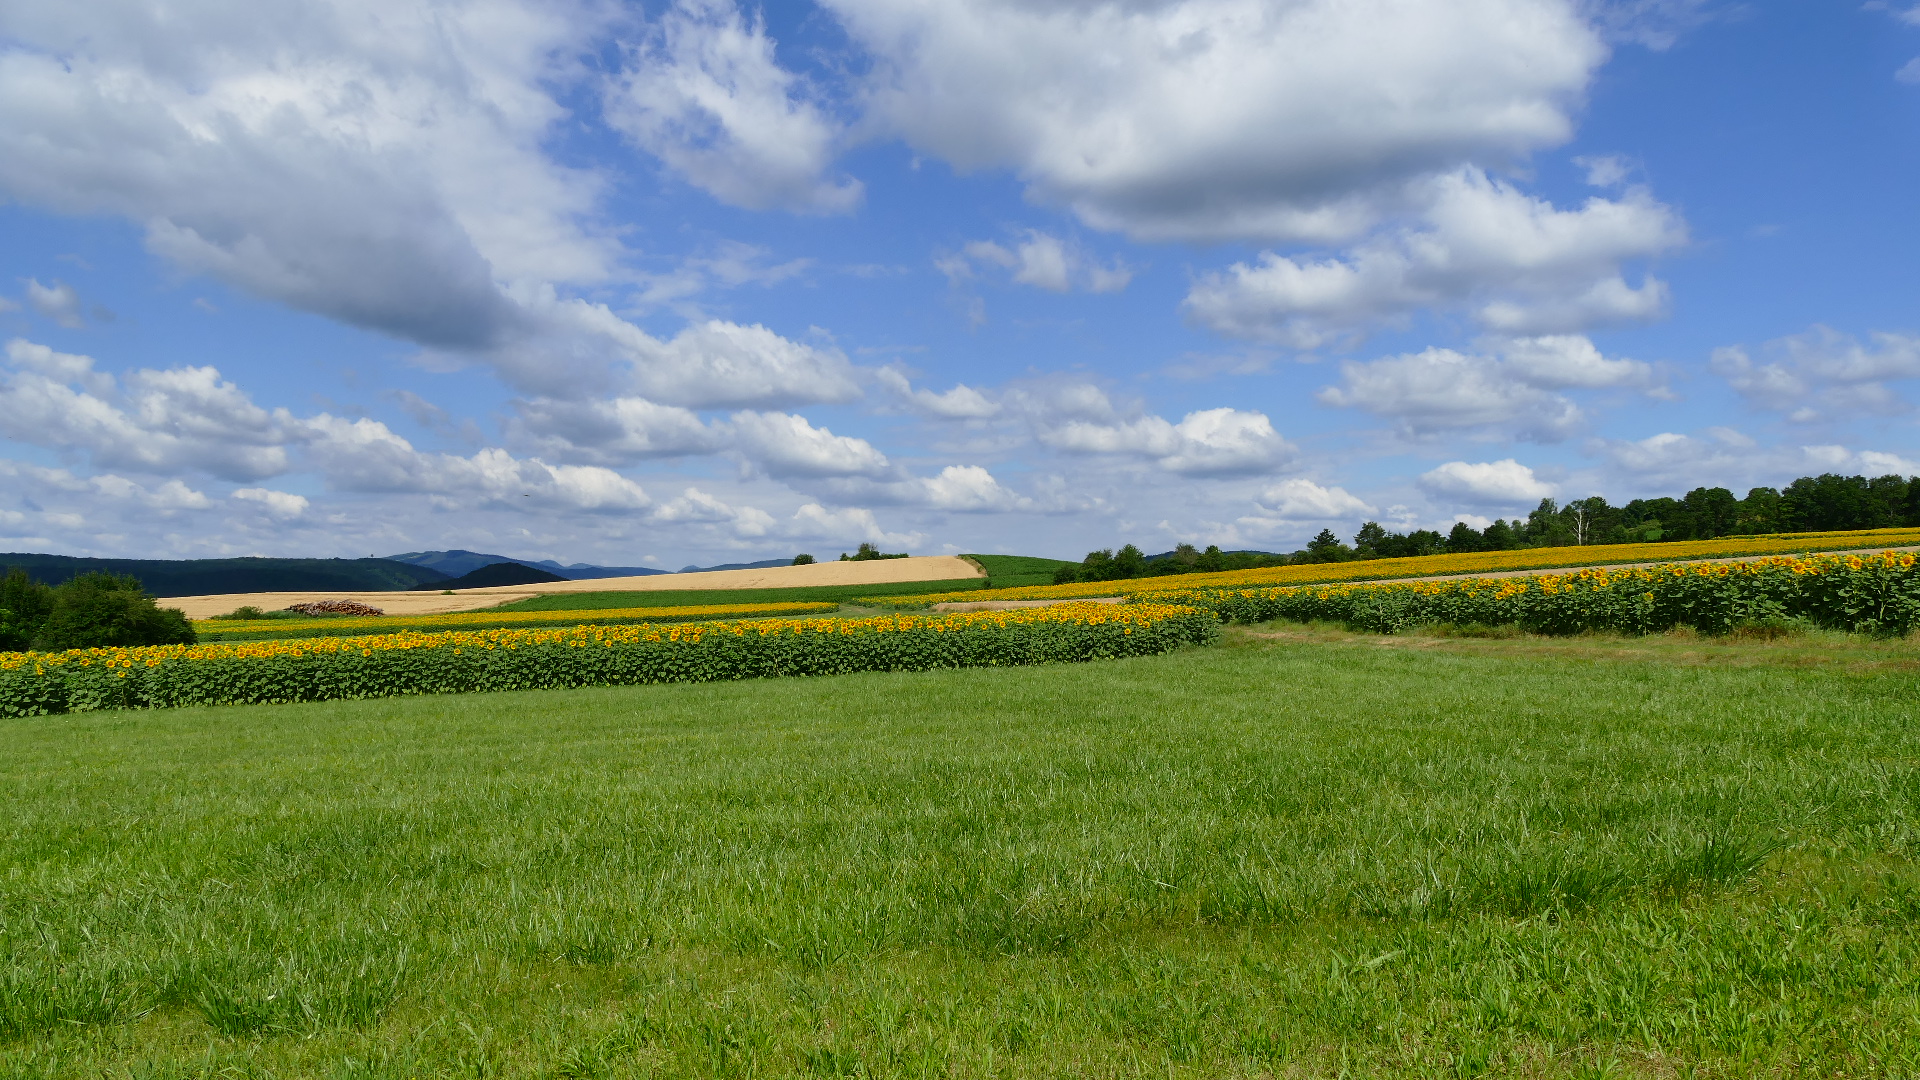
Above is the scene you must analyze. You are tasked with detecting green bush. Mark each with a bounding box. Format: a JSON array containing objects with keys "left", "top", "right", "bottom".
[
  {"left": 31, "top": 573, "right": 195, "bottom": 650},
  {"left": 0, "top": 568, "right": 54, "bottom": 651}
]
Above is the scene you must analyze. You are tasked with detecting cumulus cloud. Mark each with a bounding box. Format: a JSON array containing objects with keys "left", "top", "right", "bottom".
[
  {"left": 649, "top": 486, "right": 776, "bottom": 537},
  {"left": 946, "top": 231, "right": 1132, "bottom": 293},
  {"left": 24, "top": 278, "right": 84, "bottom": 327},
  {"left": 1418, "top": 459, "right": 1556, "bottom": 505},
  {"left": 0, "top": 0, "right": 616, "bottom": 349},
  {"left": 920, "top": 465, "right": 1027, "bottom": 511},
  {"left": 875, "top": 368, "right": 1002, "bottom": 419},
  {"left": 828, "top": 0, "right": 1602, "bottom": 243},
  {"left": 509, "top": 396, "right": 724, "bottom": 465},
  {"left": 232, "top": 487, "right": 311, "bottom": 517},
  {"left": 726, "top": 411, "right": 892, "bottom": 478},
  {"left": 512, "top": 295, "right": 864, "bottom": 405},
  {"left": 1041, "top": 407, "right": 1293, "bottom": 476},
  {"left": 790, "top": 503, "right": 924, "bottom": 548},
  {"left": 1253, "top": 479, "right": 1374, "bottom": 520},
  {"left": 1185, "top": 171, "right": 1684, "bottom": 345},
  {"left": 1710, "top": 326, "right": 1920, "bottom": 422},
  {"left": 303, "top": 415, "right": 653, "bottom": 511},
  {"left": 607, "top": 0, "right": 860, "bottom": 213},
  {"left": 1, "top": 339, "right": 295, "bottom": 480},
  {"left": 1318, "top": 335, "right": 1652, "bottom": 441}
]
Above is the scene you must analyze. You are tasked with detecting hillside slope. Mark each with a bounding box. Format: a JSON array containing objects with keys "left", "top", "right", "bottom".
[{"left": 0, "top": 554, "right": 449, "bottom": 596}]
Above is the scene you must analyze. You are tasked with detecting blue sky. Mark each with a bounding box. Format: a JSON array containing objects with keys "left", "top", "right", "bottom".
[{"left": 0, "top": 0, "right": 1916, "bottom": 568}]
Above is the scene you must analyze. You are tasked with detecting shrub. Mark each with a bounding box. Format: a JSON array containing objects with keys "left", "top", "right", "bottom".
[
  {"left": 0, "top": 568, "right": 55, "bottom": 651},
  {"left": 31, "top": 573, "right": 195, "bottom": 651}
]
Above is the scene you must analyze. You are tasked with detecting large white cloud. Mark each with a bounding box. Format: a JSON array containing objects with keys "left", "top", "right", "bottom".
[
  {"left": 827, "top": 0, "right": 1602, "bottom": 242},
  {"left": 1318, "top": 335, "right": 1651, "bottom": 441},
  {"left": 0, "top": 0, "right": 614, "bottom": 348},
  {"left": 1041, "top": 407, "right": 1293, "bottom": 476},
  {"left": 1185, "top": 170, "right": 1684, "bottom": 345},
  {"left": 1253, "top": 479, "right": 1374, "bottom": 520},
  {"left": 1418, "top": 459, "right": 1556, "bottom": 505},
  {"left": 1, "top": 339, "right": 295, "bottom": 480},
  {"left": 607, "top": 0, "right": 860, "bottom": 213},
  {"left": 726, "top": 411, "right": 893, "bottom": 478}
]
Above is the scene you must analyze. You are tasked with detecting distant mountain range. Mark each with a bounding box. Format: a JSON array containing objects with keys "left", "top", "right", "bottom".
[
  {"left": 384, "top": 549, "right": 670, "bottom": 580},
  {"left": 677, "top": 558, "right": 794, "bottom": 573},
  {"left": 0, "top": 553, "right": 452, "bottom": 597},
  {"left": 0, "top": 548, "right": 813, "bottom": 598}
]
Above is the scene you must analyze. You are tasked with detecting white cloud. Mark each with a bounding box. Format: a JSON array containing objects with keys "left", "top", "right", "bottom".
[
  {"left": 649, "top": 486, "right": 775, "bottom": 537},
  {"left": 876, "top": 369, "right": 1002, "bottom": 419},
  {"left": 1041, "top": 407, "right": 1293, "bottom": 476},
  {"left": 1418, "top": 459, "right": 1556, "bottom": 505},
  {"left": 1320, "top": 348, "right": 1574, "bottom": 440},
  {"left": 232, "top": 487, "right": 311, "bottom": 517},
  {"left": 726, "top": 411, "right": 892, "bottom": 478},
  {"left": 515, "top": 295, "right": 864, "bottom": 405},
  {"left": 790, "top": 503, "right": 924, "bottom": 548},
  {"left": 950, "top": 231, "right": 1132, "bottom": 294},
  {"left": 1900, "top": 57, "right": 1920, "bottom": 85},
  {"left": 1185, "top": 170, "right": 1684, "bottom": 345},
  {"left": 1710, "top": 326, "right": 1920, "bottom": 422},
  {"left": 0, "top": 0, "right": 613, "bottom": 349},
  {"left": 920, "top": 465, "right": 1026, "bottom": 511},
  {"left": 607, "top": 0, "right": 860, "bottom": 213},
  {"left": 89, "top": 474, "right": 213, "bottom": 511},
  {"left": 828, "top": 0, "right": 1602, "bottom": 243},
  {"left": 1, "top": 339, "right": 295, "bottom": 480},
  {"left": 25, "top": 278, "right": 84, "bottom": 327},
  {"left": 305, "top": 416, "right": 653, "bottom": 511},
  {"left": 509, "top": 396, "right": 723, "bottom": 465},
  {"left": 1254, "top": 479, "right": 1374, "bottom": 520},
  {"left": 1317, "top": 335, "right": 1652, "bottom": 441}
]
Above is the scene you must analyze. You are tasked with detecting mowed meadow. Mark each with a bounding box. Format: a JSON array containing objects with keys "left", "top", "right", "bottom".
[{"left": 6, "top": 625, "right": 1920, "bottom": 1077}]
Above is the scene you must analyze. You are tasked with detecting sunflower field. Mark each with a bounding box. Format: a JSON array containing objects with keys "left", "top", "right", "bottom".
[
  {"left": 1146, "top": 551, "right": 1920, "bottom": 636},
  {"left": 192, "top": 600, "right": 842, "bottom": 641},
  {"left": 863, "top": 529, "right": 1920, "bottom": 607},
  {"left": 0, "top": 603, "right": 1216, "bottom": 717}
]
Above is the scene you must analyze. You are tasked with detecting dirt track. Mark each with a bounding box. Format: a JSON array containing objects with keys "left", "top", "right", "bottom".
[{"left": 170, "top": 555, "right": 983, "bottom": 620}]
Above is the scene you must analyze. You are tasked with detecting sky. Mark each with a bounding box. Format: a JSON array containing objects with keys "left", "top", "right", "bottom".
[{"left": 0, "top": 0, "right": 1916, "bottom": 569}]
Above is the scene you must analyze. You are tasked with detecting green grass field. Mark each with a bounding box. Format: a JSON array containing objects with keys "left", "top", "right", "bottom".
[
  {"left": 488, "top": 556, "right": 1067, "bottom": 613},
  {"left": 6, "top": 626, "right": 1920, "bottom": 1076}
]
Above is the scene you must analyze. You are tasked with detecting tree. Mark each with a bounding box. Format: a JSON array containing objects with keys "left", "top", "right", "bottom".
[
  {"left": 1482, "top": 519, "right": 1518, "bottom": 550},
  {"left": 791, "top": 553, "right": 815, "bottom": 565},
  {"left": 1445, "top": 522, "right": 1483, "bottom": 553},
  {"left": 1677, "top": 486, "right": 1740, "bottom": 540},
  {"left": 1112, "top": 544, "right": 1146, "bottom": 579},
  {"left": 1352, "top": 522, "right": 1388, "bottom": 556},
  {"left": 33, "top": 572, "right": 194, "bottom": 651},
  {"left": 0, "top": 568, "right": 54, "bottom": 651},
  {"left": 1196, "top": 545, "right": 1225, "bottom": 573}
]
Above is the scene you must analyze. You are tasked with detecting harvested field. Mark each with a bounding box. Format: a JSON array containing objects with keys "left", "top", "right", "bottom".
[{"left": 161, "top": 555, "right": 984, "bottom": 620}]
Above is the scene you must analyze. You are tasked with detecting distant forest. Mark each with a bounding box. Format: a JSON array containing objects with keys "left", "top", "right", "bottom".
[{"left": 1057, "top": 471, "right": 1920, "bottom": 584}]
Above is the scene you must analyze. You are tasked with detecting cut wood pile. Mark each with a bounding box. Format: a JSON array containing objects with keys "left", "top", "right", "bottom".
[{"left": 284, "top": 600, "right": 386, "bottom": 617}]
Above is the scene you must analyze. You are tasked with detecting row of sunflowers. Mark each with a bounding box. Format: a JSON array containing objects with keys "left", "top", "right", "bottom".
[
  {"left": 1142, "top": 552, "right": 1920, "bottom": 636},
  {"left": 0, "top": 603, "right": 1216, "bottom": 717},
  {"left": 192, "top": 600, "right": 842, "bottom": 641},
  {"left": 865, "top": 529, "right": 1920, "bottom": 607}
]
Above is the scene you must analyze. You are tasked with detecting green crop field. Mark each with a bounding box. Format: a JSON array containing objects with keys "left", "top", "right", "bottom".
[{"left": 5, "top": 625, "right": 1920, "bottom": 1076}]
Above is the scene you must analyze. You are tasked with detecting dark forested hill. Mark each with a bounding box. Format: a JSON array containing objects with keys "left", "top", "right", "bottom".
[{"left": 0, "top": 554, "right": 451, "bottom": 596}]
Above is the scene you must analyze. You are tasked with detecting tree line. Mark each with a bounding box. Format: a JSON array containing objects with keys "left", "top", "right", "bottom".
[{"left": 1053, "top": 471, "right": 1920, "bottom": 584}]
